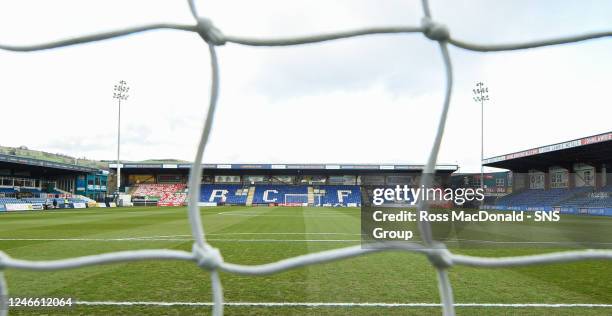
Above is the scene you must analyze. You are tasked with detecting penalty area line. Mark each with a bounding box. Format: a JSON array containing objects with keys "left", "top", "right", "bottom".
[{"left": 74, "top": 301, "right": 612, "bottom": 308}]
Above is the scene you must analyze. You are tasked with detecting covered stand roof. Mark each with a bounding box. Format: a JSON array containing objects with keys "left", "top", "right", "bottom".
[
  {"left": 0, "top": 153, "right": 99, "bottom": 176},
  {"left": 109, "top": 162, "right": 459, "bottom": 175},
  {"left": 483, "top": 132, "right": 612, "bottom": 172}
]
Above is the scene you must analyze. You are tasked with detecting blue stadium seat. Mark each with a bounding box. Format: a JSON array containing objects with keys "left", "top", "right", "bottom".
[
  {"left": 251, "top": 185, "right": 308, "bottom": 204},
  {"left": 557, "top": 185, "right": 612, "bottom": 208},
  {"left": 0, "top": 188, "right": 16, "bottom": 194},
  {"left": 200, "top": 184, "right": 248, "bottom": 205},
  {"left": 0, "top": 198, "right": 20, "bottom": 204},
  {"left": 22, "top": 198, "right": 46, "bottom": 203},
  {"left": 493, "top": 187, "right": 596, "bottom": 209},
  {"left": 314, "top": 185, "right": 361, "bottom": 206},
  {"left": 19, "top": 188, "right": 42, "bottom": 194}
]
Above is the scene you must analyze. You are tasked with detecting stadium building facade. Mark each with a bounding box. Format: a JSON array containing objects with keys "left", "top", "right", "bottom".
[
  {"left": 111, "top": 163, "right": 458, "bottom": 207},
  {"left": 483, "top": 131, "right": 612, "bottom": 216},
  {"left": 75, "top": 171, "right": 110, "bottom": 201},
  {"left": 0, "top": 153, "right": 98, "bottom": 211},
  {"left": 449, "top": 171, "right": 512, "bottom": 207},
  {"left": 450, "top": 171, "right": 512, "bottom": 196}
]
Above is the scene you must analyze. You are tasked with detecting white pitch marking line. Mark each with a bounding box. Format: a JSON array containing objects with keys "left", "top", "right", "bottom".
[
  {"left": 75, "top": 301, "right": 612, "bottom": 308},
  {"left": 0, "top": 238, "right": 362, "bottom": 242},
  {"left": 454, "top": 238, "right": 612, "bottom": 245},
  {"left": 217, "top": 211, "right": 350, "bottom": 217},
  {"left": 218, "top": 214, "right": 348, "bottom": 218},
  {"left": 117, "top": 233, "right": 361, "bottom": 237},
  {"left": 206, "top": 232, "right": 361, "bottom": 235},
  {"left": 208, "top": 239, "right": 361, "bottom": 242},
  {"left": 0, "top": 238, "right": 181, "bottom": 241},
  {"left": 2, "top": 237, "right": 610, "bottom": 245}
]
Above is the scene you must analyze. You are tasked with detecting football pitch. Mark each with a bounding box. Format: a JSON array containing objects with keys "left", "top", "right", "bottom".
[{"left": 0, "top": 206, "right": 611, "bottom": 315}]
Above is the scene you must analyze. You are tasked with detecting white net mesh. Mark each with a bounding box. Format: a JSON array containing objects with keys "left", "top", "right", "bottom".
[
  {"left": 284, "top": 194, "right": 308, "bottom": 204},
  {"left": 1, "top": 1, "right": 612, "bottom": 315}
]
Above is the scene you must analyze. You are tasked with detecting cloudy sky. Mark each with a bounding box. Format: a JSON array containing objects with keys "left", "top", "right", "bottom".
[{"left": 1, "top": 0, "right": 610, "bottom": 172}]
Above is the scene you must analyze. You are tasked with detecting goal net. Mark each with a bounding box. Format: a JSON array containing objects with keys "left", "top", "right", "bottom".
[
  {"left": 283, "top": 194, "right": 308, "bottom": 206},
  {"left": 1, "top": 1, "right": 611, "bottom": 316}
]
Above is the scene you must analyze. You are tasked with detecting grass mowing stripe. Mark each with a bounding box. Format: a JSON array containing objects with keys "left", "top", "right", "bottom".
[{"left": 1, "top": 206, "right": 610, "bottom": 316}]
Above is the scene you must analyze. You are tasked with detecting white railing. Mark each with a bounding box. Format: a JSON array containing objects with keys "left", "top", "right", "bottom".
[{"left": 1, "top": 1, "right": 612, "bottom": 316}]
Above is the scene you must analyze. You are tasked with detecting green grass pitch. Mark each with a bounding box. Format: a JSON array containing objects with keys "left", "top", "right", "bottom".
[{"left": 0, "top": 206, "right": 610, "bottom": 315}]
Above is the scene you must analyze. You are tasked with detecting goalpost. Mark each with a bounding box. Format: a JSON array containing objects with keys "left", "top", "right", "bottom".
[{"left": 283, "top": 194, "right": 308, "bottom": 206}]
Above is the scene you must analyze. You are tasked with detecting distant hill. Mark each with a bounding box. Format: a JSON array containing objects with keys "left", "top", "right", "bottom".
[
  {"left": 100, "top": 159, "right": 190, "bottom": 164},
  {"left": 0, "top": 146, "right": 194, "bottom": 170},
  {"left": 140, "top": 159, "right": 189, "bottom": 163},
  {"left": 0, "top": 145, "right": 108, "bottom": 169}
]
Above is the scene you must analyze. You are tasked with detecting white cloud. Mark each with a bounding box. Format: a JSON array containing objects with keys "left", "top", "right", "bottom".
[{"left": 1, "top": 0, "right": 610, "bottom": 173}]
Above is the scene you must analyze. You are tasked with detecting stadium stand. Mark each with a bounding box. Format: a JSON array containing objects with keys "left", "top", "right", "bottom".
[
  {"left": 158, "top": 193, "right": 187, "bottom": 206},
  {"left": 132, "top": 183, "right": 187, "bottom": 206},
  {"left": 493, "top": 187, "right": 593, "bottom": 209},
  {"left": 314, "top": 185, "right": 361, "bottom": 206},
  {"left": 0, "top": 196, "right": 87, "bottom": 210},
  {"left": 21, "top": 198, "right": 46, "bottom": 203},
  {"left": 198, "top": 184, "right": 363, "bottom": 207},
  {"left": 251, "top": 185, "right": 309, "bottom": 205},
  {"left": 133, "top": 183, "right": 185, "bottom": 197},
  {"left": 19, "top": 187, "right": 42, "bottom": 194},
  {"left": 558, "top": 185, "right": 612, "bottom": 208},
  {"left": 483, "top": 132, "right": 612, "bottom": 214},
  {"left": 0, "top": 188, "right": 16, "bottom": 194},
  {"left": 117, "top": 163, "right": 458, "bottom": 207},
  {"left": 0, "top": 198, "right": 19, "bottom": 205},
  {"left": 200, "top": 184, "right": 249, "bottom": 205}
]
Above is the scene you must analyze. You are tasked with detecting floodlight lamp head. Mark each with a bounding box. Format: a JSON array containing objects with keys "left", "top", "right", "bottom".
[{"left": 113, "top": 80, "right": 130, "bottom": 100}]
